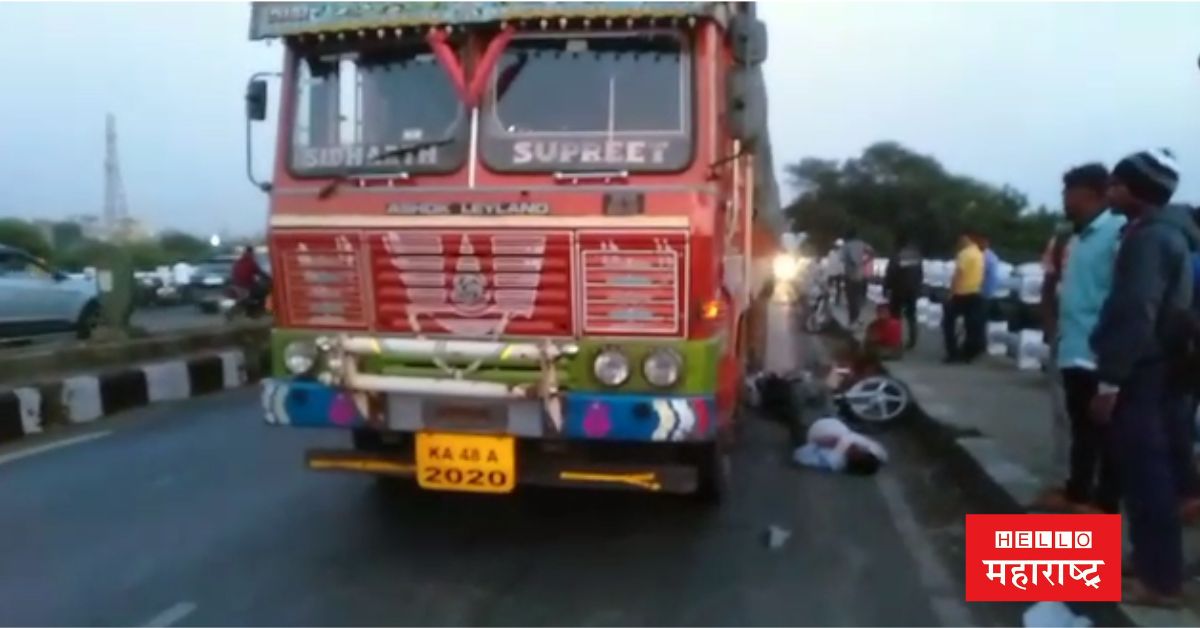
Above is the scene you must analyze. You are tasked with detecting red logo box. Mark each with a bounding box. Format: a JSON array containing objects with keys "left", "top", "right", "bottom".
[{"left": 965, "top": 514, "right": 1121, "bottom": 602}]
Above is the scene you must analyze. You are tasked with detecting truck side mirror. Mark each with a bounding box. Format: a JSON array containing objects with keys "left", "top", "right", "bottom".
[
  {"left": 729, "top": 15, "right": 768, "bottom": 66},
  {"left": 246, "top": 79, "right": 268, "bottom": 121},
  {"left": 727, "top": 66, "right": 766, "bottom": 147},
  {"left": 244, "top": 73, "right": 278, "bottom": 193}
]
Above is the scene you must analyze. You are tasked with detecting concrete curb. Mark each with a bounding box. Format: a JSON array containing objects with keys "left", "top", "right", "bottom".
[{"left": 0, "top": 346, "right": 271, "bottom": 446}]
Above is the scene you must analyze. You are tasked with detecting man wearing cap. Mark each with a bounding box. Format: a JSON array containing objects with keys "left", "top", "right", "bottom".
[{"left": 1090, "top": 148, "right": 1199, "bottom": 606}]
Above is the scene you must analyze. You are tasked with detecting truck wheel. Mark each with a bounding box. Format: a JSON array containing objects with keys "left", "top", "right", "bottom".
[
  {"left": 694, "top": 441, "right": 731, "bottom": 504},
  {"left": 76, "top": 301, "right": 100, "bottom": 340}
]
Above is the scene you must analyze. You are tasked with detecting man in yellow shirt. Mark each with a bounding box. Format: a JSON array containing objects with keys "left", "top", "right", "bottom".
[{"left": 943, "top": 233, "right": 985, "bottom": 362}]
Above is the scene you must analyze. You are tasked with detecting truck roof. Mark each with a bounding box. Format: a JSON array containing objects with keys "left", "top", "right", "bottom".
[{"left": 249, "top": 2, "right": 734, "bottom": 40}]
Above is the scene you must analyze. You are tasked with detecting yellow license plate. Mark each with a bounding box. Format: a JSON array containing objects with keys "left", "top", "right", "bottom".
[{"left": 415, "top": 432, "right": 516, "bottom": 494}]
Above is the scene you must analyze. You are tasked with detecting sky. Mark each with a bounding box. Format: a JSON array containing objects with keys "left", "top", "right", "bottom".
[{"left": 1, "top": 1, "right": 1198, "bottom": 236}]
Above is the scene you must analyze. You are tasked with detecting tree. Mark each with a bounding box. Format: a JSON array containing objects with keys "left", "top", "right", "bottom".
[
  {"left": 50, "top": 221, "right": 84, "bottom": 250},
  {"left": 158, "top": 231, "right": 210, "bottom": 263},
  {"left": 783, "top": 141, "right": 1058, "bottom": 261},
  {"left": 0, "top": 219, "right": 52, "bottom": 260},
  {"left": 127, "top": 241, "right": 170, "bottom": 270},
  {"left": 54, "top": 239, "right": 117, "bottom": 271}
]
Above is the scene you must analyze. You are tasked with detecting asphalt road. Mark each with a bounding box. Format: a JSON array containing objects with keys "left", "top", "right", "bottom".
[{"left": 0, "top": 307, "right": 986, "bottom": 627}]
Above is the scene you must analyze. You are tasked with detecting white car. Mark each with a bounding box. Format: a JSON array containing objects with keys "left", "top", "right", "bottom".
[{"left": 0, "top": 245, "right": 100, "bottom": 339}]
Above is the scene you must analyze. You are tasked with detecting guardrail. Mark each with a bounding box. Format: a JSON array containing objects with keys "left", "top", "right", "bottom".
[{"left": 866, "top": 283, "right": 1050, "bottom": 372}]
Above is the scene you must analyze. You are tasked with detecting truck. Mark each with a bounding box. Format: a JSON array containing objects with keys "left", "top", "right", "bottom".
[{"left": 245, "top": 1, "right": 782, "bottom": 500}]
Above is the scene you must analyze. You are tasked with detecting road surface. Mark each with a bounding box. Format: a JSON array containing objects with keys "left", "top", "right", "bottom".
[{"left": 0, "top": 306, "right": 992, "bottom": 626}]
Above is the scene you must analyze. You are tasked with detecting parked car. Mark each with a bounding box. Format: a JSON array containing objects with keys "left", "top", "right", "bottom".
[{"left": 0, "top": 244, "right": 100, "bottom": 339}]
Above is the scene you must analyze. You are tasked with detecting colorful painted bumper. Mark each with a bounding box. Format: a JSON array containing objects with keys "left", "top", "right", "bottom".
[{"left": 262, "top": 379, "right": 716, "bottom": 442}]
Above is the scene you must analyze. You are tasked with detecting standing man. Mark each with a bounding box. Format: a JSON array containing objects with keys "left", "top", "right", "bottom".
[
  {"left": 942, "top": 232, "right": 984, "bottom": 363},
  {"left": 1037, "top": 164, "right": 1124, "bottom": 515},
  {"left": 1090, "top": 149, "right": 1196, "bottom": 606},
  {"left": 841, "top": 229, "right": 868, "bottom": 325},
  {"left": 978, "top": 235, "right": 1000, "bottom": 321},
  {"left": 884, "top": 235, "right": 923, "bottom": 349}
]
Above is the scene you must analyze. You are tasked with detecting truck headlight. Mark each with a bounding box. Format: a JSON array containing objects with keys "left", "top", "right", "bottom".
[
  {"left": 593, "top": 347, "right": 630, "bottom": 387},
  {"left": 284, "top": 341, "right": 318, "bottom": 375},
  {"left": 773, "top": 254, "right": 799, "bottom": 281},
  {"left": 643, "top": 348, "right": 683, "bottom": 388}
]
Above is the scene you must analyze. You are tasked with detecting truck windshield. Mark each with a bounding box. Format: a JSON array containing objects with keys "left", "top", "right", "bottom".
[
  {"left": 480, "top": 31, "right": 692, "bottom": 173},
  {"left": 290, "top": 42, "right": 467, "bottom": 176}
]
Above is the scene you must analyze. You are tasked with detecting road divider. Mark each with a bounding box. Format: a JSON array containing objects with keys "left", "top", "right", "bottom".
[
  {"left": 0, "top": 329, "right": 271, "bottom": 446},
  {"left": 0, "top": 321, "right": 269, "bottom": 385}
]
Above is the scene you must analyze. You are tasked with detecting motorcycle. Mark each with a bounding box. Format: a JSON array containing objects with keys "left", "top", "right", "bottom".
[{"left": 220, "top": 276, "right": 272, "bottom": 321}]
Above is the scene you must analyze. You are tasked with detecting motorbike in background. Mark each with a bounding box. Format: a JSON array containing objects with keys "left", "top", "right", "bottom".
[{"left": 220, "top": 275, "right": 272, "bottom": 321}]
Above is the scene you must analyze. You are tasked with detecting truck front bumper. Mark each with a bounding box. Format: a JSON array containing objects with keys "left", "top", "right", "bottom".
[{"left": 262, "top": 378, "right": 716, "bottom": 443}]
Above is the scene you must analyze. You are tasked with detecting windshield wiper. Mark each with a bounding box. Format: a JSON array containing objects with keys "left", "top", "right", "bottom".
[{"left": 316, "top": 139, "right": 454, "bottom": 200}]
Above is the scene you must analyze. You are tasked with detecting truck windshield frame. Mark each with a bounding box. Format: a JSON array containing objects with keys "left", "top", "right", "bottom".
[
  {"left": 479, "top": 30, "right": 695, "bottom": 174},
  {"left": 286, "top": 40, "right": 469, "bottom": 178}
]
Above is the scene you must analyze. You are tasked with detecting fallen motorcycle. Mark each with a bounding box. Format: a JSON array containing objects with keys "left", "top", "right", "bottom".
[{"left": 827, "top": 365, "right": 913, "bottom": 426}]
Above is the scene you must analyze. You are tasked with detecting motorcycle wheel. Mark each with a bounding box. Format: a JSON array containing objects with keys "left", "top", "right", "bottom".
[{"left": 839, "top": 375, "right": 912, "bottom": 425}]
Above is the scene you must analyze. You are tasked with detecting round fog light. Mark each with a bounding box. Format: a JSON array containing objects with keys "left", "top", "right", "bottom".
[
  {"left": 284, "top": 341, "right": 318, "bottom": 375},
  {"left": 643, "top": 348, "right": 683, "bottom": 387},
  {"left": 593, "top": 347, "right": 630, "bottom": 387}
]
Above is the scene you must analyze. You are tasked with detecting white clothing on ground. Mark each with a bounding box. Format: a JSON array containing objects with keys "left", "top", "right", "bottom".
[{"left": 792, "top": 417, "right": 888, "bottom": 472}]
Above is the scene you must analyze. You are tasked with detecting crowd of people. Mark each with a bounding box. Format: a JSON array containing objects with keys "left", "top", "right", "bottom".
[
  {"left": 808, "top": 148, "right": 1200, "bottom": 607},
  {"left": 1033, "top": 149, "right": 1200, "bottom": 608}
]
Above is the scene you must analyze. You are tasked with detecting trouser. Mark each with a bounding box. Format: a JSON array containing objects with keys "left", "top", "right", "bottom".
[
  {"left": 1167, "top": 391, "right": 1200, "bottom": 501},
  {"left": 1060, "top": 368, "right": 1119, "bottom": 513},
  {"left": 942, "top": 294, "right": 984, "bottom": 359},
  {"left": 889, "top": 294, "right": 918, "bottom": 348},
  {"left": 846, "top": 279, "right": 867, "bottom": 324},
  {"left": 1110, "top": 361, "right": 1183, "bottom": 595},
  {"left": 830, "top": 276, "right": 845, "bottom": 306}
]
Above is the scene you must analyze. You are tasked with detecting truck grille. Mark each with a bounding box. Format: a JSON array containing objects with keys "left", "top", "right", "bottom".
[
  {"left": 579, "top": 231, "right": 688, "bottom": 336},
  {"left": 273, "top": 231, "right": 369, "bottom": 328},
  {"left": 369, "top": 230, "right": 574, "bottom": 337}
]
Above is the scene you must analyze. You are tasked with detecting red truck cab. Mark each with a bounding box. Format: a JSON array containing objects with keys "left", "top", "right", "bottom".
[{"left": 245, "top": 2, "right": 781, "bottom": 501}]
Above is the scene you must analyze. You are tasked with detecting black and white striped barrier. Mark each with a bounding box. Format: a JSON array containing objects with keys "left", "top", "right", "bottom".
[
  {"left": 0, "top": 349, "right": 266, "bottom": 445},
  {"left": 911, "top": 298, "right": 1051, "bottom": 371}
]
